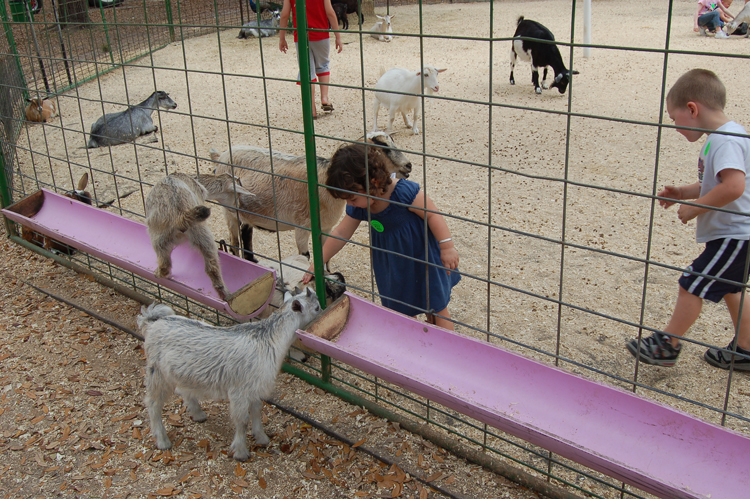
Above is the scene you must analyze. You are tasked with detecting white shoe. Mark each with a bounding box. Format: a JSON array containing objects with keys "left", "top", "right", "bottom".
[
  {"left": 715, "top": 30, "right": 729, "bottom": 39},
  {"left": 699, "top": 27, "right": 708, "bottom": 36}
]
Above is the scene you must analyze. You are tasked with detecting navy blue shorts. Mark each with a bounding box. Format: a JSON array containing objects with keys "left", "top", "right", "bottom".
[{"left": 679, "top": 238, "right": 750, "bottom": 303}]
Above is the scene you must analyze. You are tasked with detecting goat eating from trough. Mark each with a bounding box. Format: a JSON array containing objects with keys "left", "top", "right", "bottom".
[
  {"left": 510, "top": 16, "right": 578, "bottom": 95},
  {"left": 210, "top": 131, "right": 412, "bottom": 263},
  {"left": 87, "top": 91, "right": 177, "bottom": 148},
  {"left": 139, "top": 287, "right": 321, "bottom": 461}
]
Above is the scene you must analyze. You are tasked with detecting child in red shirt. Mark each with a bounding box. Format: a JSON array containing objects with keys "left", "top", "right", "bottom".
[{"left": 279, "top": 0, "right": 342, "bottom": 118}]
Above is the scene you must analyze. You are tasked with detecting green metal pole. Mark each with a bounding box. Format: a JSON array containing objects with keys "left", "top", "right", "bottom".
[
  {"left": 295, "top": 0, "right": 331, "bottom": 382},
  {"left": 0, "top": 0, "right": 28, "bottom": 101},
  {"left": 164, "top": 0, "right": 175, "bottom": 43}
]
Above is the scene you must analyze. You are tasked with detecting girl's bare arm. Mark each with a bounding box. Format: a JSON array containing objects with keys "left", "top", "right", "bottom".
[{"left": 409, "top": 191, "right": 459, "bottom": 271}]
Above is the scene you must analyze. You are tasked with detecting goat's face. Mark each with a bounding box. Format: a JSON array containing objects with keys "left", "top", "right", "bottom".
[
  {"left": 156, "top": 91, "right": 178, "bottom": 110},
  {"left": 271, "top": 10, "right": 281, "bottom": 25},
  {"left": 550, "top": 70, "right": 578, "bottom": 94},
  {"left": 65, "top": 173, "right": 93, "bottom": 205},
  {"left": 418, "top": 65, "right": 447, "bottom": 93},
  {"left": 724, "top": 23, "right": 737, "bottom": 35},
  {"left": 366, "top": 131, "right": 412, "bottom": 179},
  {"left": 376, "top": 14, "right": 393, "bottom": 30}
]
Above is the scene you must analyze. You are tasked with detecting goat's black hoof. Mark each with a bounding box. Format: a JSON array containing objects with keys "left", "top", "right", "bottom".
[
  {"left": 510, "top": 79, "right": 515, "bottom": 85},
  {"left": 535, "top": 88, "right": 542, "bottom": 94}
]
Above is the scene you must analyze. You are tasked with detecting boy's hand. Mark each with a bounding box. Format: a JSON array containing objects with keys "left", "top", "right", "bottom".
[
  {"left": 279, "top": 35, "right": 288, "bottom": 53},
  {"left": 301, "top": 264, "right": 315, "bottom": 284},
  {"left": 658, "top": 185, "right": 681, "bottom": 208},
  {"left": 335, "top": 34, "right": 343, "bottom": 53},
  {"left": 440, "top": 247, "right": 459, "bottom": 275},
  {"left": 677, "top": 204, "right": 699, "bottom": 224}
]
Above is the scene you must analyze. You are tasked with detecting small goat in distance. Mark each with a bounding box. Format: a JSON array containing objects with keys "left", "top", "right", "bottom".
[
  {"left": 510, "top": 16, "right": 578, "bottom": 95},
  {"left": 370, "top": 14, "right": 394, "bottom": 42}
]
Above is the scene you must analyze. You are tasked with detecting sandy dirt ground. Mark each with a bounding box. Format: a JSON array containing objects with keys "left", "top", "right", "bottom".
[{"left": 5, "top": 0, "right": 750, "bottom": 497}]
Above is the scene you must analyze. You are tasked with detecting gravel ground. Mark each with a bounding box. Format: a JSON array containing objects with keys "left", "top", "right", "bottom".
[{"left": 0, "top": 220, "right": 542, "bottom": 498}]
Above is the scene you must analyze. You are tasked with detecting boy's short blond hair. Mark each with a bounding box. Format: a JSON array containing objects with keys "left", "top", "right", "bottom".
[{"left": 667, "top": 69, "right": 726, "bottom": 111}]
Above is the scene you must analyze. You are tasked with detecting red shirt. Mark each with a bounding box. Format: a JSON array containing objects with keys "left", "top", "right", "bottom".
[{"left": 291, "top": 0, "right": 330, "bottom": 42}]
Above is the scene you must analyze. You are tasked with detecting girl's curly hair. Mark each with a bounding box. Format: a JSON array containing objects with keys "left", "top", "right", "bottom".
[{"left": 325, "top": 143, "right": 393, "bottom": 199}]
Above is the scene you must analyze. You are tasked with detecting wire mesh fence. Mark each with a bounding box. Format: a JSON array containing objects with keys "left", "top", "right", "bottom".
[{"left": 2, "top": 0, "right": 750, "bottom": 497}]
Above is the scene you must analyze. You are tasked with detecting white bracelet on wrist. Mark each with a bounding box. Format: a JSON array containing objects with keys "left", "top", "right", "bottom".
[{"left": 438, "top": 237, "right": 452, "bottom": 244}]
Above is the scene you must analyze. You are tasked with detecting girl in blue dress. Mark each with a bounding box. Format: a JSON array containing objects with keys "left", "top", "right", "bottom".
[{"left": 303, "top": 143, "right": 460, "bottom": 330}]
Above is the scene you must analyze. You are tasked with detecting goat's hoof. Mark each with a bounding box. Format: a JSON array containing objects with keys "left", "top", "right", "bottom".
[
  {"left": 510, "top": 80, "right": 515, "bottom": 85},
  {"left": 254, "top": 433, "right": 270, "bottom": 446},
  {"left": 535, "top": 88, "right": 542, "bottom": 94},
  {"left": 155, "top": 439, "right": 172, "bottom": 450},
  {"left": 155, "top": 270, "right": 170, "bottom": 279}
]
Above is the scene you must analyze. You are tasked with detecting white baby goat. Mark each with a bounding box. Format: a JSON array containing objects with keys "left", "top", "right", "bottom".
[
  {"left": 372, "top": 65, "right": 446, "bottom": 135},
  {"left": 139, "top": 287, "right": 322, "bottom": 461},
  {"left": 370, "top": 14, "right": 394, "bottom": 42}
]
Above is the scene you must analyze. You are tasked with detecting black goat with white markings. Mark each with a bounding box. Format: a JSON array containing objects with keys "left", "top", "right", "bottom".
[{"left": 510, "top": 16, "right": 578, "bottom": 95}]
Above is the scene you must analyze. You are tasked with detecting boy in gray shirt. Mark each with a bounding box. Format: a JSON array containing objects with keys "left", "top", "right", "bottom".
[{"left": 627, "top": 68, "right": 750, "bottom": 370}]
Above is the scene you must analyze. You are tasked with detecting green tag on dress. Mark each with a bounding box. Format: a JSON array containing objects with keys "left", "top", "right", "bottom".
[
  {"left": 704, "top": 141, "right": 711, "bottom": 155},
  {"left": 370, "top": 220, "right": 384, "bottom": 232}
]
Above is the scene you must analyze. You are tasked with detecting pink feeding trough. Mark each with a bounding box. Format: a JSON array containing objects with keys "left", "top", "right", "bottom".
[
  {"left": 299, "top": 292, "right": 750, "bottom": 499},
  {"left": 1, "top": 189, "right": 275, "bottom": 320}
]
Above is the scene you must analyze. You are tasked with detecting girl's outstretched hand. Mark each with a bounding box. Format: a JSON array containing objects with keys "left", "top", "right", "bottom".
[
  {"left": 302, "top": 265, "right": 315, "bottom": 284},
  {"left": 441, "top": 247, "right": 459, "bottom": 275}
]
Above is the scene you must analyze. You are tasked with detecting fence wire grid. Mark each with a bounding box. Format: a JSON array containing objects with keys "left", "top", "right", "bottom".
[{"left": 2, "top": 0, "right": 750, "bottom": 498}]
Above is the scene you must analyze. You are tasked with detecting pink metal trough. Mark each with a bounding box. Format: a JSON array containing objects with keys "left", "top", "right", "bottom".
[
  {"left": 2, "top": 189, "right": 275, "bottom": 320},
  {"left": 299, "top": 293, "right": 750, "bottom": 499}
]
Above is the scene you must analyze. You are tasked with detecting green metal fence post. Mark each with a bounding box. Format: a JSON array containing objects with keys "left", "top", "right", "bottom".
[
  {"left": 295, "top": 0, "right": 332, "bottom": 382},
  {"left": 0, "top": 0, "right": 28, "bottom": 101},
  {"left": 164, "top": 0, "right": 175, "bottom": 43}
]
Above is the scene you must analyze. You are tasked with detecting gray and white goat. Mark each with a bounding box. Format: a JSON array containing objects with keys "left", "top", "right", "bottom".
[
  {"left": 210, "top": 132, "right": 412, "bottom": 262},
  {"left": 87, "top": 91, "right": 177, "bottom": 148},
  {"left": 145, "top": 172, "right": 254, "bottom": 300},
  {"left": 370, "top": 14, "right": 394, "bottom": 42},
  {"left": 238, "top": 10, "right": 281, "bottom": 38},
  {"left": 138, "top": 287, "right": 322, "bottom": 461},
  {"left": 724, "top": 3, "right": 750, "bottom": 37}
]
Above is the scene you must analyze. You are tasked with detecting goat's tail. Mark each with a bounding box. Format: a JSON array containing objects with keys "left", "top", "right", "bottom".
[
  {"left": 136, "top": 302, "right": 175, "bottom": 335},
  {"left": 516, "top": 16, "right": 524, "bottom": 26},
  {"left": 177, "top": 206, "right": 211, "bottom": 231}
]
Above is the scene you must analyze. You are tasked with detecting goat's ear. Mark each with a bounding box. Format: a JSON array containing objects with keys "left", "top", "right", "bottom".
[
  {"left": 570, "top": 70, "right": 580, "bottom": 75},
  {"left": 306, "top": 287, "right": 312, "bottom": 298},
  {"left": 78, "top": 173, "right": 89, "bottom": 190},
  {"left": 376, "top": 14, "right": 384, "bottom": 19},
  {"left": 292, "top": 299, "right": 302, "bottom": 312},
  {"left": 437, "top": 68, "right": 447, "bottom": 73}
]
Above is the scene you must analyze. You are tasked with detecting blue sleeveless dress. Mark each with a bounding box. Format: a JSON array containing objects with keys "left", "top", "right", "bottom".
[{"left": 346, "top": 179, "right": 461, "bottom": 317}]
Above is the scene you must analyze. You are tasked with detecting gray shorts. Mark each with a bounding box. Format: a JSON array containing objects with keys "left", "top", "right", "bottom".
[{"left": 295, "top": 39, "right": 331, "bottom": 82}]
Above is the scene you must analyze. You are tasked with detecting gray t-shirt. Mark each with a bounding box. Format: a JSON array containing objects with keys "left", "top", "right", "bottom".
[{"left": 696, "top": 121, "right": 750, "bottom": 243}]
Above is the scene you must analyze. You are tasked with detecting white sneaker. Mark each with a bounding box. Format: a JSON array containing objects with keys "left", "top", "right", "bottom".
[{"left": 715, "top": 30, "right": 730, "bottom": 38}]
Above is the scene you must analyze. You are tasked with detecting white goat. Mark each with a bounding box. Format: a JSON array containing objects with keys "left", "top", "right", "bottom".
[
  {"left": 724, "top": 3, "right": 750, "bottom": 37},
  {"left": 210, "top": 132, "right": 412, "bottom": 262},
  {"left": 138, "top": 287, "right": 321, "bottom": 461},
  {"left": 370, "top": 14, "right": 394, "bottom": 42},
  {"left": 372, "top": 65, "right": 446, "bottom": 135},
  {"left": 145, "top": 173, "right": 254, "bottom": 300}
]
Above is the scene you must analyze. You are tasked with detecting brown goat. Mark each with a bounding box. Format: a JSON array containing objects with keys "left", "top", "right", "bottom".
[
  {"left": 25, "top": 97, "right": 58, "bottom": 123},
  {"left": 210, "top": 132, "right": 412, "bottom": 263}
]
